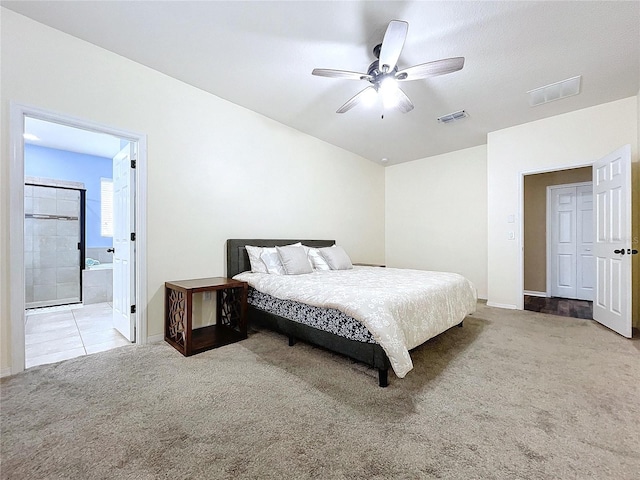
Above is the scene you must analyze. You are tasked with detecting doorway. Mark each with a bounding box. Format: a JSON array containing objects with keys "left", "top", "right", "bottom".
[
  {"left": 9, "top": 103, "right": 148, "bottom": 375},
  {"left": 523, "top": 166, "right": 593, "bottom": 319},
  {"left": 22, "top": 118, "right": 133, "bottom": 367}
]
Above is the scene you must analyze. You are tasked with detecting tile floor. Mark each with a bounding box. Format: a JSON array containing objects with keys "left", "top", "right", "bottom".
[
  {"left": 25, "top": 302, "right": 132, "bottom": 368},
  {"left": 523, "top": 295, "right": 593, "bottom": 320}
]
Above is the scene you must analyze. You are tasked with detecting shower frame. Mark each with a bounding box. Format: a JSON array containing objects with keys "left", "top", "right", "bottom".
[{"left": 25, "top": 181, "right": 86, "bottom": 306}]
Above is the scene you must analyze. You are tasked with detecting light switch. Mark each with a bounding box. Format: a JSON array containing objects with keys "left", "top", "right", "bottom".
[
  {"left": 508, "top": 231, "right": 515, "bottom": 240},
  {"left": 507, "top": 215, "right": 515, "bottom": 223}
]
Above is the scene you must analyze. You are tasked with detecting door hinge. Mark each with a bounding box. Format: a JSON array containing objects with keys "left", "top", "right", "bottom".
[
  {"left": 131, "top": 232, "right": 136, "bottom": 241},
  {"left": 131, "top": 159, "right": 136, "bottom": 169},
  {"left": 131, "top": 305, "right": 136, "bottom": 314}
]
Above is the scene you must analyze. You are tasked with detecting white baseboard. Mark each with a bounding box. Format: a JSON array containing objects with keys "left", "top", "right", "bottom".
[
  {"left": 146, "top": 333, "right": 164, "bottom": 344},
  {"left": 1, "top": 368, "right": 13, "bottom": 378},
  {"left": 486, "top": 301, "right": 518, "bottom": 310},
  {"left": 524, "top": 290, "right": 547, "bottom": 297}
]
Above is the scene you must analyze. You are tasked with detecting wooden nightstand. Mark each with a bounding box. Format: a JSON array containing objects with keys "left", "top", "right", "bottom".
[{"left": 165, "top": 277, "right": 247, "bottom": 356}]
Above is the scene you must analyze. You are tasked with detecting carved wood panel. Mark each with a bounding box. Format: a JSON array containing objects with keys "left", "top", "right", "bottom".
[{"left": 167, "top": 289, "right": 186, "bottom": 347}]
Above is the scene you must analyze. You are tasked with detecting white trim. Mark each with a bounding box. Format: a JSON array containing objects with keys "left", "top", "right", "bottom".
[
  {"left": 147, "top": 333, "right": 165, "bottom": 344},
  {"left": 9, "top": 102, "right": 148, "bottom": 374},
  {"left": 486, "top": 301, "right": 518, "bottom": 310},
  {"left": 9, "top": 103, "right": 26, "bottom": 375},
  {"left": 546, "top": 186, "right": 552, "bottom": 298},
  {"left": 523, "top": 290, "right": 547, "bottom": 298},
  {"left": 0, "top": 368, "right": 13, "bottom": 378}
]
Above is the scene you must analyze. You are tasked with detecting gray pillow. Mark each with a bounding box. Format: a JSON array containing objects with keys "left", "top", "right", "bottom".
[
  {"left": 318, "top": 245, "right": 353, "bottom": 270},
  {"left": 276, "top": 245, "right": 313, "bottom": 275}
]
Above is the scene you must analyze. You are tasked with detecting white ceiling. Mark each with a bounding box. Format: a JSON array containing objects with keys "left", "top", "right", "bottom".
[
  {"left": 4, "top": 1, "right": 639, "bottom": 165},
  {"left": 24, "top": 117, "right": 123, "bottom": 159}
]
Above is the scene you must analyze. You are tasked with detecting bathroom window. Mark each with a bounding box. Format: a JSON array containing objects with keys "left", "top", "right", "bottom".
[{"left": 100, "top": 178, "right": 113, "bottom": 237}]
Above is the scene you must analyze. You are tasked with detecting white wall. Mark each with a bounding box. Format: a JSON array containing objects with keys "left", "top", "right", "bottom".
[
  {"left": 385, "top": 145, "right": 488, "bottom": 299},
  {"left": 0, "top": 9, "right": 385, "bottom": 372},
  {"left": 487, "top": 97, "right": 638, "bottom": 317}
]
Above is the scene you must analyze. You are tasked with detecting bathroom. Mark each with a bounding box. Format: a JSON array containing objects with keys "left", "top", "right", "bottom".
[{"left": 23, "top": 118, "right": 131, "bottom": 368}]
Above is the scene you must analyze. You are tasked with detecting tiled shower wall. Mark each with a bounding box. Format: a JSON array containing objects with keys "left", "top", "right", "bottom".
[{"left": 25, "top": 178, "right": 84, "bottom": 309}]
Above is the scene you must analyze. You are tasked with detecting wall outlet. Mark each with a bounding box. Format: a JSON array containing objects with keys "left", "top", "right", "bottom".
[{"left": 508, "top": 231, "right": 515, "bottom": 240}]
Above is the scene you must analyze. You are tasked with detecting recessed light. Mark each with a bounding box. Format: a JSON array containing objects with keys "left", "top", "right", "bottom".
[{"left": 381, "top": 157, "right": 388, "bottom": 163}]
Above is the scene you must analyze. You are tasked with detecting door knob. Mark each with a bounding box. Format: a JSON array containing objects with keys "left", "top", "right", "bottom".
[
  {"left": 613, "top": 249, "right": 625, "bottom": 255},
  {"left": 630, "top": 249, "right": 638, "bottom": 255},
  {"left": 107, "top": 248, "right": 115, "bottom": 253}
]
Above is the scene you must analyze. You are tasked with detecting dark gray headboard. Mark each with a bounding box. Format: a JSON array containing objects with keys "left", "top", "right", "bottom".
[{"left": 226, "top": 239, "right": 335, "bottom": 277}]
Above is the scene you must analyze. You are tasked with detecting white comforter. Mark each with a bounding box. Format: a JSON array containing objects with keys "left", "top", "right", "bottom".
[{"left": 234, "top": 267, "right": 477, "bottom": 378}]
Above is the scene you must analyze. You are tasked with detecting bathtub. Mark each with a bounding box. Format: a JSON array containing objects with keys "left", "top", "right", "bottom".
[
  {"left": 83, "top": 263, "right": 113, "bottom": 304},
  {"left": 87, "top": 263, "right": 113, "bottom": 271}
]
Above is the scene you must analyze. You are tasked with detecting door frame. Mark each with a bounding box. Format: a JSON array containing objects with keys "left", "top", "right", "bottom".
[
  {"left": 519, "top": 161, "right": 593, "bottom": 310},
  {"left": 545, "top": 181, "right": 593, "bottom": 299},
  {"left": 9, "top": 102, "right": 148, "bottom": 375}
]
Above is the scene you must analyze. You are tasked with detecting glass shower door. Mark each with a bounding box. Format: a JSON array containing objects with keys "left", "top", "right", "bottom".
[{"left": 25, "top": 182, "right": 82, "bottom": 309}]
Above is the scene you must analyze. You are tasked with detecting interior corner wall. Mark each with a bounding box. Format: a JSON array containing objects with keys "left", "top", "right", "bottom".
[
  {"left": 385, "top": 145, "right": 488, "bottom": 299},
  {"left": 0, "top": 9, "right": 385, "bottom": 372},
  {"left": 487, "top": 97, "right": 639, "bottom": 321}
]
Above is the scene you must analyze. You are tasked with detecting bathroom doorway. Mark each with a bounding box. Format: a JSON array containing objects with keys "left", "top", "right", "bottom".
[
  {"left": 23, "top": 118, "right": 129, "bottom": 367},
  {"left": 10, "top": 109, "right": 146, "bottom": 371}
]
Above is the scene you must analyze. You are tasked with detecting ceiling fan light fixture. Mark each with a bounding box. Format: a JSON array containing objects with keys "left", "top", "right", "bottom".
[
  {"left": 379, "top": 76, "right": 399, "bottom": 108},
  {"left": 361, "top": 87, "right": 378, "bottom": 107},
  {"left": 312, "top": 20, "right": 464, "bottom": 115}
]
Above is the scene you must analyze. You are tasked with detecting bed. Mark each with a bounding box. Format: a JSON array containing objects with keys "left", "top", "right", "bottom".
[{"left": 226, "top": 239, "right": 477, "bottom": 387}]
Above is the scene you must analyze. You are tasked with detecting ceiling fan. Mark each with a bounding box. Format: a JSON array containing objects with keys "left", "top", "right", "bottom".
[{"left": 312, "top": 20, "right": 464, "bottom": 115}]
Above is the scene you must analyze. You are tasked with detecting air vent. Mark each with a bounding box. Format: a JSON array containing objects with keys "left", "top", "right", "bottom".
[
  {"left": 437, "top": 110, "right": 468, "bottom": 124},
  {"left": 527, "top": 76, "right": 581, "bottom": 106}
]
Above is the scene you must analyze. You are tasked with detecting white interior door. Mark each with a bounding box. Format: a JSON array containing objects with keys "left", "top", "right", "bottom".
[
  {"left": 593, "top": 145, "right": 632, "bottom": 337},
  {"left": 549, "top": 182, "right": 594, "bottom": 301},
  {"left": 550, "top": 186, "right": 578, "bottom": 298},
  {"left": 112, "top": 143, "right": 135, "bottom": 341},
  {"left": 576, "top": 185, "right": 594, "bottom": 300}
]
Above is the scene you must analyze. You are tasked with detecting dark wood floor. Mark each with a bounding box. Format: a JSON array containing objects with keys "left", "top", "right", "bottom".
[{"left": 524, "top": 295, "right": 593, "bottom": 319}]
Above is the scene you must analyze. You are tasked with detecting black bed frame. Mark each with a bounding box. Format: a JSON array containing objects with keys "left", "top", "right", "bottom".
[{"left": 226, "top": 239, "right": 391, "bottom": 387}]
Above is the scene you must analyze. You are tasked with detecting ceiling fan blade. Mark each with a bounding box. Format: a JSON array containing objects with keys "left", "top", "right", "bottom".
[
  {"left": 396, "top": 57, "right": 465, "bottom": 81},
  {"left": 394, "top": 87, "right": 414, "bottom": 113},
  {"left": 379, "top": 20, "right": 408, "bottom": 73},
  {"left": 312, "top": 68, "right": 372, "bottom": 81},
  {"left": 336, "top": 86, "right": 376, "bottom": 113}
]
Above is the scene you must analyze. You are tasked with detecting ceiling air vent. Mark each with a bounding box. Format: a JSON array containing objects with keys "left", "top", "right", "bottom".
[
  {"left": 527, "top": 75, "right": 581, "bottom": 106},
  {"left": 437, "top": 110, "right": 468, "bottom": 124}
]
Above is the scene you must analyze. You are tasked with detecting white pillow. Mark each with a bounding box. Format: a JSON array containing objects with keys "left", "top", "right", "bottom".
[
  {"left": 245, "top": 245, "right": 268, "bottom": 273},
  {"left": 245, "top": 242, "right": 302, "bottom": 274},
  {"left": 319, "top": 245, "right": 353, "bottom": 270},
  {"left": 260, "top": 250, "right": 286, "bottom": 275},
  {"left": 276, "top": 245, "right": 313, "bottom": 275},
  {"left": 306, "top": 247, "right": 331, "bottom": 271}
]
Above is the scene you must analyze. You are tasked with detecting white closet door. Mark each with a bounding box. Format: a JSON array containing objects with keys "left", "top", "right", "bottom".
[
  {"left": 550, "top": 186, "right": 577, "bottom": 298},
  {"left": 575, "top": 185, "right": 594, "bottom": 300}
]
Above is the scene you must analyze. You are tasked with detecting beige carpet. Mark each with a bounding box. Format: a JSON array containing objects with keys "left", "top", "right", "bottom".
[{"left": 1, "top": 303, "right": 639, "bottom": 479}]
